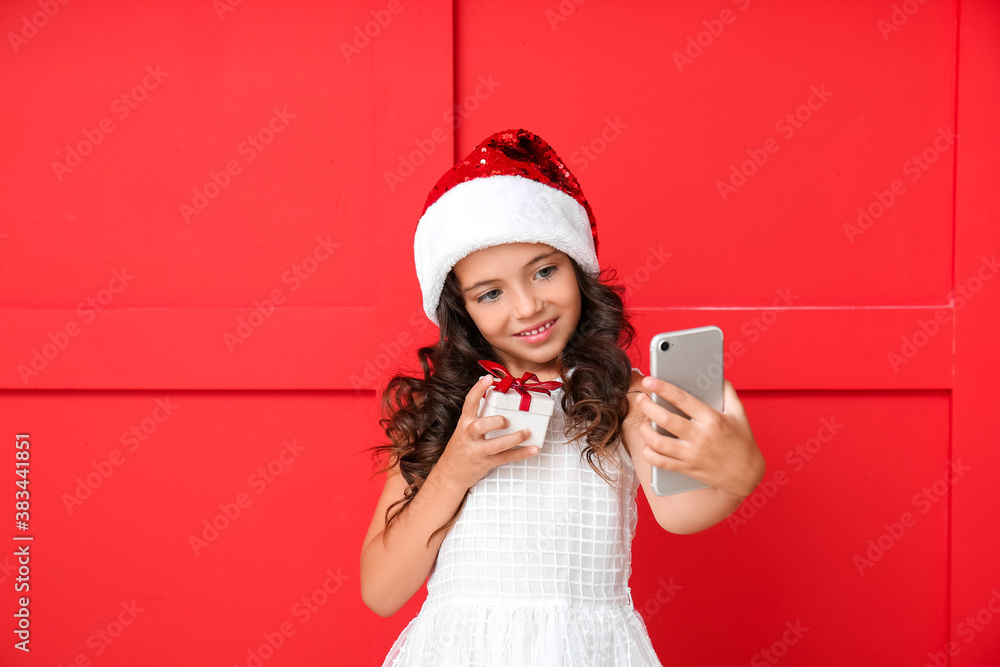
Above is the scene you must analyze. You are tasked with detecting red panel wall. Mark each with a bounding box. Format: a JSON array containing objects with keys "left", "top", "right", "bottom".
[{"left": 1, "top": 1, "right": 996, "bottom": 665}]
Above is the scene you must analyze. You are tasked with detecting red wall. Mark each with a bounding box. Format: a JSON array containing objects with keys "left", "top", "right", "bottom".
[{"left": 1, "top": 1, "right": 997, "bottom": 665}]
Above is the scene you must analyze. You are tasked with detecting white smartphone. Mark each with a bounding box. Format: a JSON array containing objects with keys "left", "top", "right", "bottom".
[{"left": 648, "top": 326, "right": 725, "bottom": 496}]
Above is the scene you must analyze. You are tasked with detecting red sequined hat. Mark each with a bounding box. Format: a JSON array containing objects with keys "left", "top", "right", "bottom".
[{"left": 414, "top": 128, "right": 600, "bottom": 325}]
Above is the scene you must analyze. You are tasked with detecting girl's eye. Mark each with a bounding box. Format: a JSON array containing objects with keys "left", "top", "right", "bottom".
[
  {"left": 477, "top": 289, "right": 501, "bottom": 304},
  {"left": 475, "top": 266, "right": 556, "bottom": 304}
]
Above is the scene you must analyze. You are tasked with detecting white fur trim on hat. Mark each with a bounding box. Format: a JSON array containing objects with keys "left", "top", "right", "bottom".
[{"left": 414, "top": 174, "right": 599, "bottom": 325}]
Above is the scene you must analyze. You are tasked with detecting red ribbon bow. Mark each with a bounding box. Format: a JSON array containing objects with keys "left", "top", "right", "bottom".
[{"left": 478, "top": 360, "right": 563, "bottom": 412}]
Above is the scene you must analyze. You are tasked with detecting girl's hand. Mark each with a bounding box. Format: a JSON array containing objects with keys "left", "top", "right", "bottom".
[
  {"left": 436, "top": 375, "right": 539, "bottom": 491},
  {"left": 635, "top": 377, "right": 764, "bottom": 499}
]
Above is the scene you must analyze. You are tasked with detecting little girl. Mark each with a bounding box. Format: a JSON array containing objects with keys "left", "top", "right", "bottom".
[{"left": 361, "top": 128, "right": 765, "bottom": 665}]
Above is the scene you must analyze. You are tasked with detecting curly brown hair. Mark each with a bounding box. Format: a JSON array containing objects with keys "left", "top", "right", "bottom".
[{"left": 366, "top": 257, "right": 636, "bottom": 547}]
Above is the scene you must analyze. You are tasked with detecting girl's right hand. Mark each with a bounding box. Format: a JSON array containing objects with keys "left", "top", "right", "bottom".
[{"left": 436, "top": 374, "right": 539, "bottom": 491}]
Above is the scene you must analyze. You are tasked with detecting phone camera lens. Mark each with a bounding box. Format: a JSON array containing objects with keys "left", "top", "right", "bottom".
[{"left": 659, "top": 340, "right": 670, "bottom": 352}]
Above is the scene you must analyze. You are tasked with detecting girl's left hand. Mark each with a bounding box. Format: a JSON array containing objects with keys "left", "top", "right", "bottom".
[{"left": 635, "top": 377, "right": 765, "bottom": 499}]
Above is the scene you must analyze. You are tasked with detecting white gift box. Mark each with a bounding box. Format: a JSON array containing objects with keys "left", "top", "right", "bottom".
[{"left": 477, "top": 385, "right": 557, "bottom": 449}]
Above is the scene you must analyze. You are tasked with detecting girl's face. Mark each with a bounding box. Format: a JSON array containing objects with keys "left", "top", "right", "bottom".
[{"left": 452, "top": 242, "right": 581, "bottom": 381}]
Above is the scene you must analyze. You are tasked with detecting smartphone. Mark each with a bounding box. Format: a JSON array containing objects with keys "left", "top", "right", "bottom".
[{"left": 648, "top": 326, "right": 725, "bottom": 496}]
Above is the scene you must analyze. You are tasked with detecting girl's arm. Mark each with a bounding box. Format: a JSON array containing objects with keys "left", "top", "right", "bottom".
[
  {"left": 360, "top": 458, "right": 470, "bottom": 617},
  {"left": 621, "top": 370, "right": 765, "bottom": 534}
]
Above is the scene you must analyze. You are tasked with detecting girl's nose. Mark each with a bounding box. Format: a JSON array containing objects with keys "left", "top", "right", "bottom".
[{"left": 512, "top": 288, "right": 543, "bottom": 319}]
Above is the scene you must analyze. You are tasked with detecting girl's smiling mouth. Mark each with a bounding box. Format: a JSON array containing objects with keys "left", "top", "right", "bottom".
[{"left": 514, "top": 318, "right": 557, "bottom": 342}]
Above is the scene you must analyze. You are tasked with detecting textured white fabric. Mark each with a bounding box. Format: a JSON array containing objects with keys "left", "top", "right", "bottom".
[
  {"left": 413, "top": 174, "right": 600, "bottom": 325},
  {"left": 381, "top": 375, "right": 663, "bottom": 666}
]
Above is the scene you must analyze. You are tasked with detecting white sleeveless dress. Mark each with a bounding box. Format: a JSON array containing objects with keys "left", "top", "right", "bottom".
[{"left": 381, "top": 374, "right": 663, "bottom": 666}]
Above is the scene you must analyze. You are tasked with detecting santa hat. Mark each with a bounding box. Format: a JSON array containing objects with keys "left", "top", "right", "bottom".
[{"left": 414, "top": 128, "right": 600, "bottom": 325}]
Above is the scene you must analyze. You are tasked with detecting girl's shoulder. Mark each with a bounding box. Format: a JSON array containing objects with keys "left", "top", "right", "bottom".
[
  {"left": 620, "top": 368, "right": 648, "bottom": 455},
  {"left": 625, "top": 367, "right": 646, "bottom": 407},
  {"left": 626, "top": 366, "right": 647, "bottom": 396}
]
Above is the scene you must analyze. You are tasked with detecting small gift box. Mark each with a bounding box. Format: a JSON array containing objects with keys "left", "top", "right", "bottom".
[{"left": 475, "top": 360, "right": 562, "bottom": 449}]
